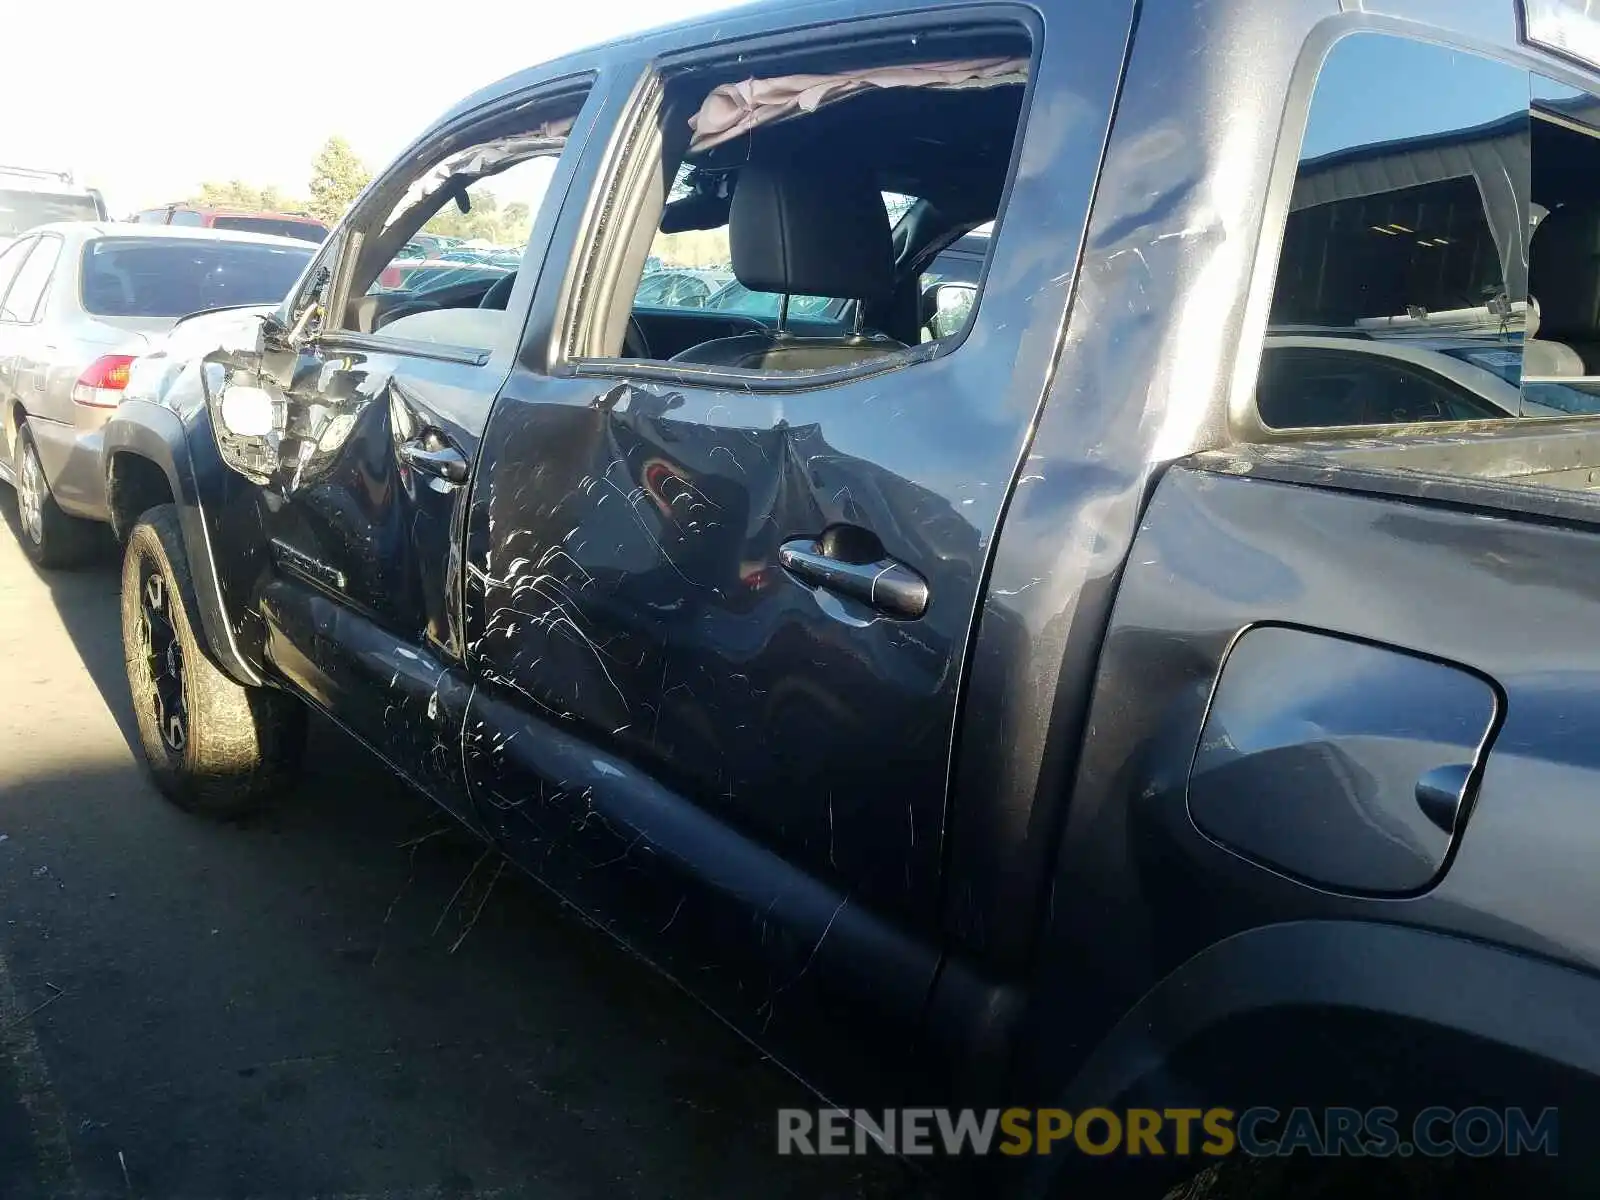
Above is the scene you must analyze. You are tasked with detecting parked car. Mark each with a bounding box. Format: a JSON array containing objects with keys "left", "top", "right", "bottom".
[
  {"left": 646, "top": 238, "right": 987, "bottom": 329},
  {"left": 371, "top": 257, "right": 513, "bottom": 295},
  {"left": 437, "top": 246, "right": 522, "bottom": 268},
  {"left": 0, "top": 224, "right": 313, "bottom": 565},
  {"left": 99, "top": 1, "right": 1600, "bottom": 1195},
  {"left": 1253, "top": 334, "right": 1594, "bottom": 427},
  {"left": 633, "top": 267, "right": 732, "bottom": 308},
  {"left": 703, "top": 278, "right": 841, "bottom": 318},
  {"left": 920, "top": 230, "right": 989, "bottom": 287},
  {"left": 404, "top": 232, "right": 457, "bottom": 258},
  {"left": 0, "top": 166, "right": 107, "bottom": 246},
  {"left": 130, "top": 205, "right": 328, "bottom": 244}
]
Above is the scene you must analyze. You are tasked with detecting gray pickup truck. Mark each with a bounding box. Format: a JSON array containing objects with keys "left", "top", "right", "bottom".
[{"left": 93, "top": 0, "right": 1600, "bottom": 1194}]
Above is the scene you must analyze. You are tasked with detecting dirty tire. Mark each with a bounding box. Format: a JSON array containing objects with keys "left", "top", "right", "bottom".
[
  {"left": 121, "top": 503, "right": 305, "bottom": 816},
  {"left": 14, "top": 423, "right": 99, "bottom": 569}
]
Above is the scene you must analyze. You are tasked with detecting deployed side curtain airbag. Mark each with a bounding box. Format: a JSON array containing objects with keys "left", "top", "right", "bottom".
[{"left": 687, "top": 57, "right": 1028, "bottom": 153}]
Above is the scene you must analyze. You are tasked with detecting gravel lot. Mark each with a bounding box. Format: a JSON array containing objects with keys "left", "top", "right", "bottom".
[{"left": 0, "top": 491, "right": 918, "bottom": 1200}]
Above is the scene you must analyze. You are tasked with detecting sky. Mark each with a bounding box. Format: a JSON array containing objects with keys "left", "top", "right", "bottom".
[
  {"left": 1301, "top": 33, "right": 1532, "bottom": 161},
  {"left": 1, "top": 0, "right": 743, "bottom": 216}
]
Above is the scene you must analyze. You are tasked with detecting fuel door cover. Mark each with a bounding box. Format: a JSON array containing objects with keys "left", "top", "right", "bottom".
[{"left": 1187, "top": 625, "right": 1500, "bottom": 895}]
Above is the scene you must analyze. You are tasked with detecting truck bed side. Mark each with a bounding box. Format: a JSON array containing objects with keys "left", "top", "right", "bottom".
[{"left": 1018, "top": 452, "right": 1600, "bottom": 1144}]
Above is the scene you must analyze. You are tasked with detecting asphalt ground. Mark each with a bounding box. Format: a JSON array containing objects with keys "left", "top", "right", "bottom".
[{"left": 0, "top": 488, "right": 918, "bottom": 1200}]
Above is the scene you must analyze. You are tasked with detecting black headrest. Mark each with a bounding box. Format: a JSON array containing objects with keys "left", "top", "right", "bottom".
[
  {"left": 1529, "top": 202, "right": 1600, "bottom": 342},
  {"left": 729, "top": 162, "right": 893, "bottom": 302}
]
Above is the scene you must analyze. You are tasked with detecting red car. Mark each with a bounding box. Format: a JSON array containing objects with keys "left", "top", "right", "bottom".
[{"left": 130, "top": 204, "right": 328, "bottom": 244}]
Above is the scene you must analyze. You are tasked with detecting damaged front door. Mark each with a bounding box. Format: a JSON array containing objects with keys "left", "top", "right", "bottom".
[
  {"left": 201, "top": 78, "right": 592, "bottom": 828},
  {"left": 203, "top": 303, "right": 494, "bottom": 824}
]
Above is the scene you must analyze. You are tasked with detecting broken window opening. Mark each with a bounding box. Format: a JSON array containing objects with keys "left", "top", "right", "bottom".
[
  {"left": 577, "top": 31, "right": 1032, "bottom": 377},
  {"left": 320, "top": 97, "right": 587, "bottom": 352}
]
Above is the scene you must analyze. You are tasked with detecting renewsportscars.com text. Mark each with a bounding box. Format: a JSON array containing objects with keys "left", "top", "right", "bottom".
[{"left": 777, "top": 1106, "right": 1559, "bottom": 1159}]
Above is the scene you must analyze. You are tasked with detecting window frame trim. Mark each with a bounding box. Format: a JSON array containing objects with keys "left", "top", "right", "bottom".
[
  {"left": 0, "top": 233, "right": 63, "bottom": 327},
  {"left": 550, "top": 3, "right": 1043, "bottom": 393},
  {"left": 317, "top": 328, "right": 492, "bottom": 368},
  {"left": 0, "top": 234, "right": 39, "bottom": 319}
]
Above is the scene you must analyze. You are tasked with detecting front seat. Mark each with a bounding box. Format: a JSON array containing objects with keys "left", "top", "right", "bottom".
[
  {"left": 1525, "top": 201, "right": 1600, "bottom": 377},
  {"left": 479, "top": 271, "right": 518, "bottom": 310},
  {"left": 670, "top": 161, "right": 907, "bottom": 369},
  {"left": 483, "top": 269, "right": 652, "bottom": 357}
]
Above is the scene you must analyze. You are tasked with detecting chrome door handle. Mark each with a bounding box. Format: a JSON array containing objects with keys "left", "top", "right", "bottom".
[
  {"left": 779, "top": 534, "right": 929, "bottom": 618},
  {"left": 398, "top": 438, "right": 468, "bottom": 484}
]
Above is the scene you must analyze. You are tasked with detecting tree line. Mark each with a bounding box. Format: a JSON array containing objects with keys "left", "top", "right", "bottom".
[{"left": 191, "top": 137, "right": 530, "bottom": 245}]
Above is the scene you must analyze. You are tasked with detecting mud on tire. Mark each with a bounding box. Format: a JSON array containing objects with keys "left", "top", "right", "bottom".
[{"left": 121, "top": 503, "right": 305, "bottom": 816}]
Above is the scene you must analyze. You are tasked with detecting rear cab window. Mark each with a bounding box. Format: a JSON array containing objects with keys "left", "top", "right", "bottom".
[{"left": 1246, "top": 26, "right": 1600, "bottom": 468}]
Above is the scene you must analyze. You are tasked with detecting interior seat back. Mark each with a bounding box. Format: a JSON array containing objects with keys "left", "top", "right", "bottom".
[
  {"left": 669, "top": 161, "right": 907, "bottom": 369},
  {"left": 1526, "top": 202, "right": 1600, "bottom": 377}
]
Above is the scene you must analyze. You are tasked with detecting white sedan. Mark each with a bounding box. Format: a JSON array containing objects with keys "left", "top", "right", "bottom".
[{"left": 1257, "top": 334, "right": 1595, "bottom": 430}]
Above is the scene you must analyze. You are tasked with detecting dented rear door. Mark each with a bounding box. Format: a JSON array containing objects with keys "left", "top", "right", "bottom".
[{"left": 457, "top": 0, "right": 1135, "bottom": 1026}]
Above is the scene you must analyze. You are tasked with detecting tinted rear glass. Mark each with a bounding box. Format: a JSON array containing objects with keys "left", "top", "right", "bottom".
[
  {"left": 80, "top": 238, "right": 313, "bottom": 316},
  {"left": 0, "top": 190, "right": 99, "bottom": 236},
  {"left": 210, "top": 216, "right": 326, "bottom": 243}
]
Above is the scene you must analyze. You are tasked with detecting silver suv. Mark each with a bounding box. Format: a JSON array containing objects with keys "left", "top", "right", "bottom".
[{"left": 0, "top": 166, "right": 107, "bottom": 245}]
